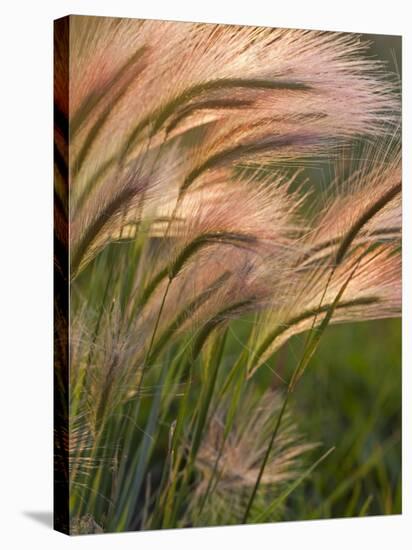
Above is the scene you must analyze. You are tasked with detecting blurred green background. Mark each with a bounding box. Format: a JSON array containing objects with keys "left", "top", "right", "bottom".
[{"left": 253, "top": 318, "right": 401, "bottom": 519}]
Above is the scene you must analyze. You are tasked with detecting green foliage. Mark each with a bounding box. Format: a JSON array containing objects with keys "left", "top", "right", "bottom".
[{"left": 69, "top": 234, "right": 401, "bottom": 532}]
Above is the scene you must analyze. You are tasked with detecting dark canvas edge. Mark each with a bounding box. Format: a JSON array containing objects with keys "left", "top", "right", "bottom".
[{"left": 53, "top": 15, "right": 70, "bottom": 536}]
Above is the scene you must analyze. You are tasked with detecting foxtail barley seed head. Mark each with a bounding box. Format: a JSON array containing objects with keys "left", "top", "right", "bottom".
[{"left": 191, "top": 390, "right": 316, "bottom": 524}]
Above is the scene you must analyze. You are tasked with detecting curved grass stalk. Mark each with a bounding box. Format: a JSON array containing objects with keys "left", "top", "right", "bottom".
[
  {"left": 301, "top": 226, "right": 401, "bottom": 269},
  {"left": 120, "top": 78, "right": 311, "bottom": 161},
  {"left": 148, "top": 271, "right": 231, "bottom": 364},
  {"left": 165, "top": 98, "right": 254, "bottom": 136},
  {"left": 138, "top": 232, "right": 256, "bottom": 308},
  {"left": 73, "top": 155, "right": 116, "bottom": 213},
  {"left": 335, "top": 181, "right": 401, "bottom": 265},
  {"left": 71, "top": 46, "right": 148, "bottom": 137},
  {"left": 180, "top": 133, "right": 315, "bottom": 193},
  {"left": 72, "top": 46, "right": 148, "bottom": 173},
  {"left": 192, "top": 298, "right": 257, "bottom": 360},
  {"left": 248, "top": 296, "right": 379, "bottom": 376},
  {"left": 71, "top": 184, "right": 143, "bottom": 278}
]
